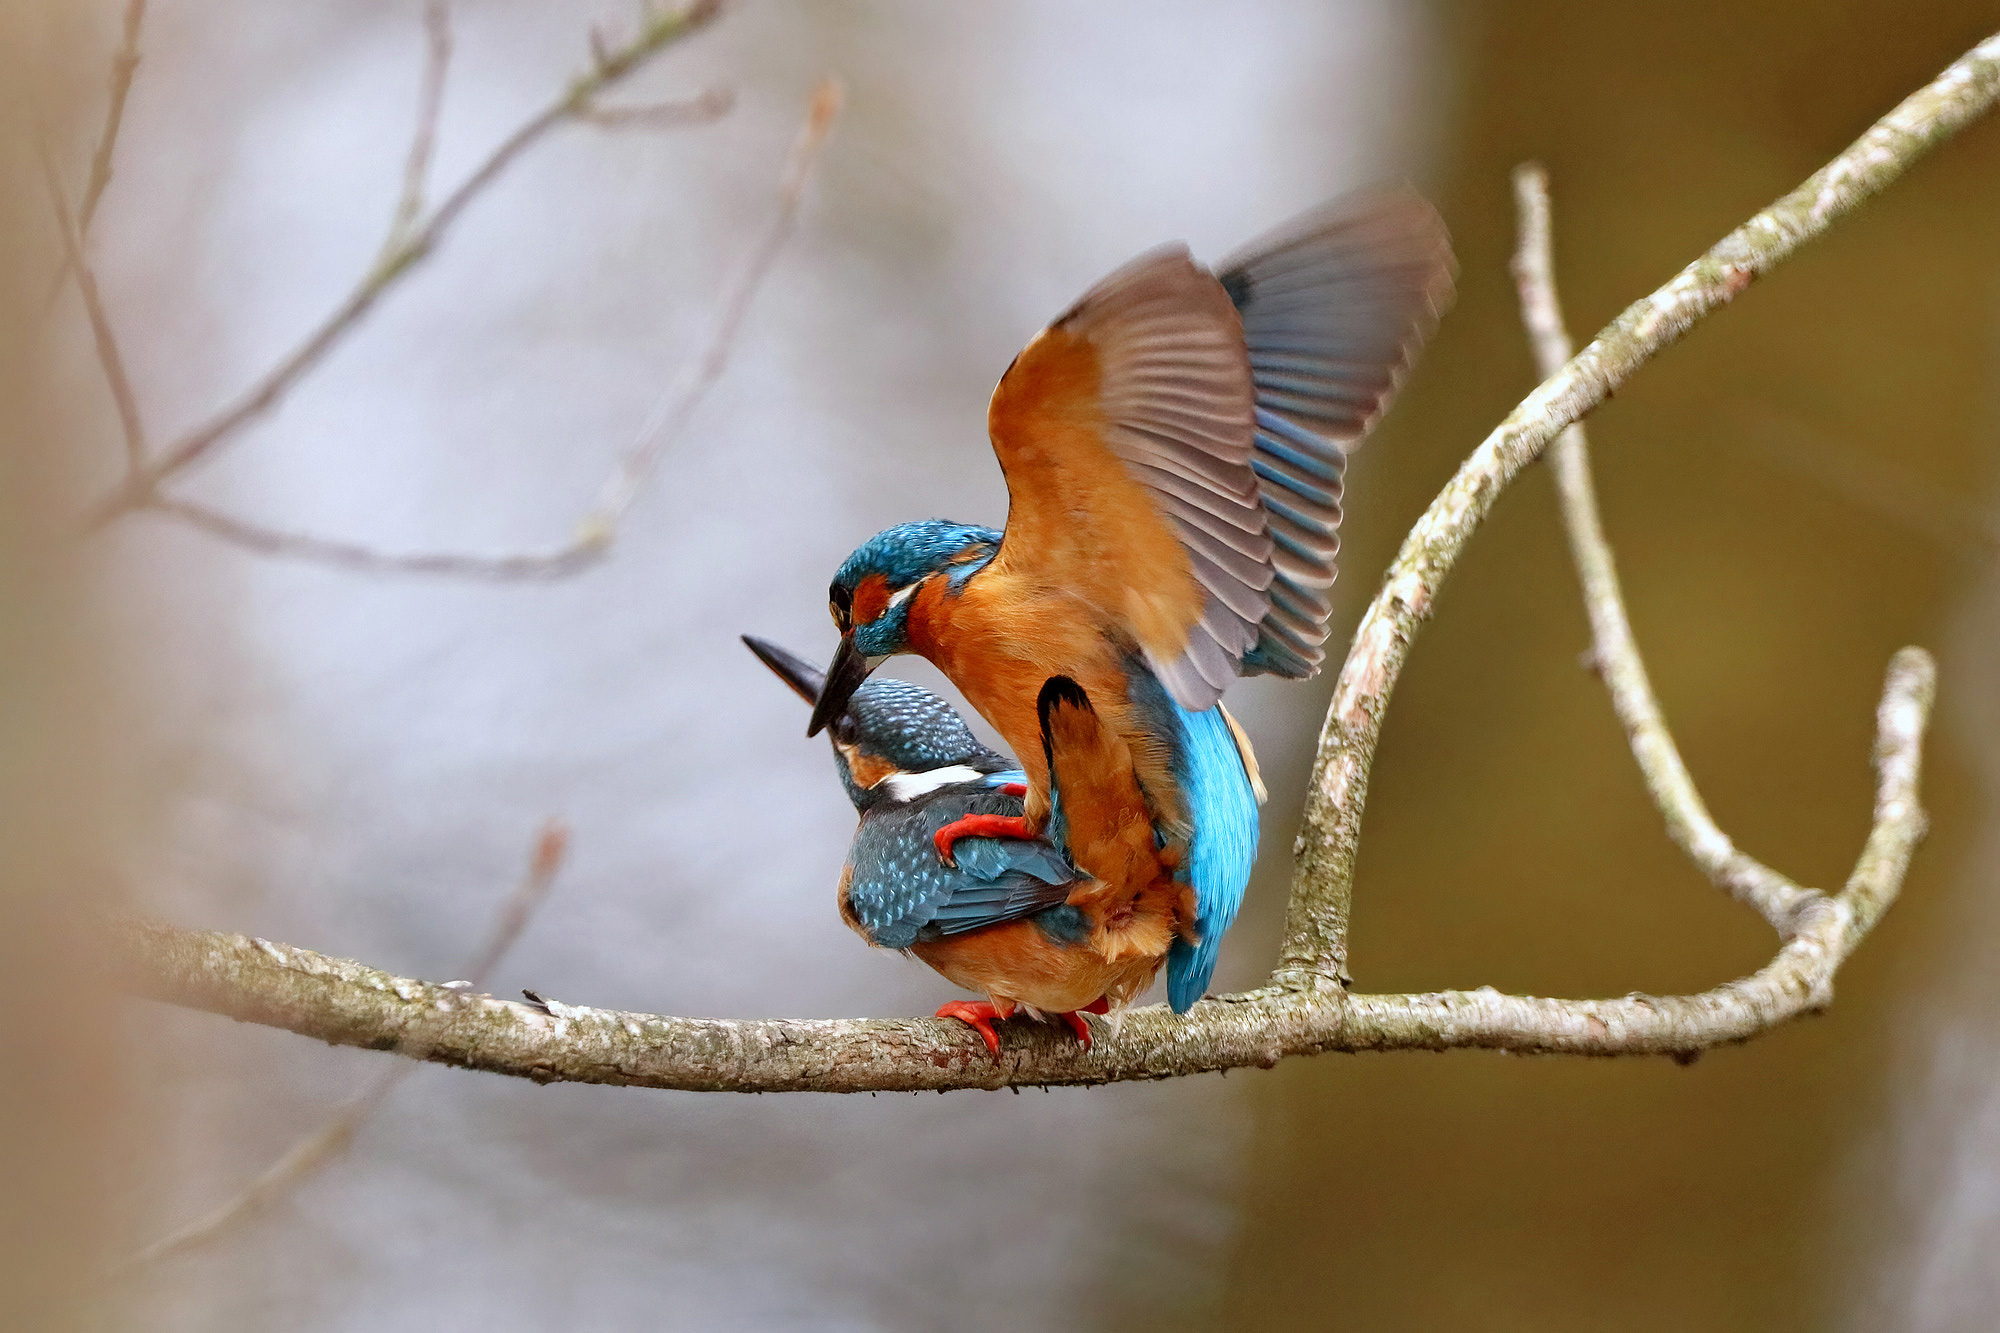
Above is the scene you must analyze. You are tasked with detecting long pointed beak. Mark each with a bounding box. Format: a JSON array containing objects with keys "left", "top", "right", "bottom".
[
  {"left": 808, "top": 634, "right": 873, "bottom": 736},
  {"left": 741, "top": 635, "right": 827, "bottom": 705}
]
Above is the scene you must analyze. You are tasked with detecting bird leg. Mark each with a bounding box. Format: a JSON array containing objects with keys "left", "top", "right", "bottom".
[
  {"left": 935, "top": 999, "right": 1009, "bottom": 1059},
  {"left": 1059, "top": 994, "right": 1113, "bottom": 1048},
  {"left": 932, "top": 813, "right": 1037, "bottom": 866}
]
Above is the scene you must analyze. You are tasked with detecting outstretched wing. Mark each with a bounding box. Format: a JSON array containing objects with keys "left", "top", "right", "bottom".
[
  {"left": 986, "top": 245, "right": 1268, "bottom": 713},
  {"left": 986, "top": 189, "right": 1454, "bottom": 709},
  {"left": 1222, "top": 187, "right": 1455, "bottom": 678},
  {"left": 844, "top": 795, "right": 1078, "bottom": 951}
]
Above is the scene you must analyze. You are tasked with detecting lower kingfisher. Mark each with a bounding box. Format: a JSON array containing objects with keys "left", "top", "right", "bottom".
[
  {"left": 805, "top": 187, "right": 1455, "bottom": 1013},
  {"left": 746, "top": 636, "right": 1183, "bottom": 1053}
]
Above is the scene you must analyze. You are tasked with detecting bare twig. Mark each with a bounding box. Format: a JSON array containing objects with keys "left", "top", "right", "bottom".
[
  {"left": 144, "top": 76, "right": 843, "bottom": 580},
  {"left": 123, "top": 821, "right": 568, "bottom": 1270},
  {"left": 81, "top": 0, "right": 726, "bottom": 527},
  {"left": 81, "top": 0, "right": 149, "bottom": 234},
  {"left": 39, "top": 143, "right": 147, "bottom": 472},
  {"left": 1508, "top": 162, "right": 1819, "bottom": 934},
  {"left": 38, "top": 0, "right": 151, "bottom": 310},
  {"left": 378, "top": 0, "right": 453, "bottom": 267},
  {"left": 578, "top": 85, "right": 734, "bottom": 129},
  {"left": 114, "top": 29, "right": 1997, "bottom": 1090}
]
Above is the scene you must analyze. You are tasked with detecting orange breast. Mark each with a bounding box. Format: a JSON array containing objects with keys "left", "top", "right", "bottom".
[{"left": 904, "top": 571, "right": 1184, "bottom": 836}]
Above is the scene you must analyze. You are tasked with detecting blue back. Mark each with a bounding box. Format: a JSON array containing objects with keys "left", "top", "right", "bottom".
[{"left": 845, "top": 776, "right": 1078, "bottom": 949}]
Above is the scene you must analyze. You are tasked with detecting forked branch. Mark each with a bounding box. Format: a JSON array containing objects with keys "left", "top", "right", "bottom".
[{"left": 116, "top": 29, "right": 1996, "bottom": 1091}]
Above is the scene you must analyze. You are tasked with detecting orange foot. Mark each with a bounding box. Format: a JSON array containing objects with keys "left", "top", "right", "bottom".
[
  {"left": 936, "top": 1000, "right": 1008, "bottom": 1058},
  {"left": 932, "top": 813, "right": 1036, "bottom": 866}
]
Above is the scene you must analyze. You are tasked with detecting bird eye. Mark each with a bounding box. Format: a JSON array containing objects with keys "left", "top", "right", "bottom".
[{"left": 828, "top": 582, "right": 852, "bottom": 631}]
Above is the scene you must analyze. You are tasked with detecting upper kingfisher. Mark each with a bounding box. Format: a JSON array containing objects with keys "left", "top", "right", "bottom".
[
  {"left": 805, "top": 186, "right": 1455, "bottom": 1014},
  {"left": 746, "top": 636, "right": 1184, "bottom": 1053}
]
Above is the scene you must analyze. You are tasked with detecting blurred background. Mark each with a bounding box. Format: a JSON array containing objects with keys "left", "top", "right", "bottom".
[{"left": 7, "top": 0, "right": 1998, "bottom": 1328}]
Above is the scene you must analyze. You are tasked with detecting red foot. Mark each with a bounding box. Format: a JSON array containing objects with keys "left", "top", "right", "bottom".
[
  {"left": 932, "top": 813, "right": 1036, "bottom": 866},
  {"left": 936, "top": 1000, "right": 1007, "bottom": 1059},
  {"left": 1059, "top": 1010, "right": 1094, "bottom": 1049},
  {"left": 998, "top": 782, "right": 1028, "bottom": 798}
]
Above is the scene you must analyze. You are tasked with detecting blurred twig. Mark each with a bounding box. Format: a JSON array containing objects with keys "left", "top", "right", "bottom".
[
  {"left": 38, "top": 143, "right": 146, "bottom": 472},
  {"left": 82, "top": 0, "right": 147, "bottom": 236},
  {"left": 377, "top": 0, "right": 453, "bottom": 269},
  {"left": 578, "top": 84, "right": 734, "bottom": 128},
  {"left": 78, "top": 0, "right": 727, "bottom": 528},
  {"left": 144, "top": 76, "right": 844, "bottom": 580},
  {"left": 1508, "top": 162, "right": 1820, "bottom": 934},
  {"left": 122, "top": 821, "right": 569, "bottom": 1272}
]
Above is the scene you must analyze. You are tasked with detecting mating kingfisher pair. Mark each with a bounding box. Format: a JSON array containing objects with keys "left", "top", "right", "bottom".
[{"left": 751, "top": 186, "right": 1453, "bottom": 1055}]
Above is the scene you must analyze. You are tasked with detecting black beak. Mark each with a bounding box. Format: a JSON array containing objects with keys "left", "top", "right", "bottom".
[
  {"left": 741, "top": 635, "right": 828, "bottom": 706},
  {"left": 807, "top": 634, "right": 872, "bottom": 737}
]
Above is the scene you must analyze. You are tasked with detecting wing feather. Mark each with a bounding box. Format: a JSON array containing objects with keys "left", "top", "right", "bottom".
[{"left": 990, "top": 190, "right": 1453, "bottom": 704}]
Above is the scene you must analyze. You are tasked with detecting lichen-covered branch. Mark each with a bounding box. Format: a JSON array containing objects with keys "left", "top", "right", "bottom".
[
  {"left": 1508, "top": 162, "right": 1819, "bottom": 935},
  {"left": 1273, "top": 29, "right": 2000, "bottom": 989},
  {"left": 116, "top": 29, "right": 1990, "bottom": 1091},
  {"left": 123, "top": 823, "right": 567, "bottom": 1269}
]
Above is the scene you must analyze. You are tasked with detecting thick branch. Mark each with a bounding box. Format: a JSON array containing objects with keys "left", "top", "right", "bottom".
[
  {"left": 1509, "top": 162, "right": 1818, "bottom": 934},
  {"left": 1273, "top": 30, "right": 2000, "bottom": 988},
  {"left": 114, "top": 645, "right": 1934, "bottom": 1091},
  {"left": 124, "top": 822, "right": 566, "bottom": 1269}
]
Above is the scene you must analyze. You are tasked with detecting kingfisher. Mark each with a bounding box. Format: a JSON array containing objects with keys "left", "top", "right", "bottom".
[
  {"left": 745, "top": 635, "right": 1183, "bottom": 1053},
  {"left": 806, "top": 186, "right": 1455, "bottom": 1014}
]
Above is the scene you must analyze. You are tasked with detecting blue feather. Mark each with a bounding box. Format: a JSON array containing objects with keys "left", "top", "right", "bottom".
[{"left": 1164, "top": 700, "right": 1260, "bottom": 1013}]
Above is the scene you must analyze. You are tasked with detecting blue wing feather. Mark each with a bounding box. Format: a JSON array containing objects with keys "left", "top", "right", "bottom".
[{"left": 845, "top": 792, "right": 1079, "bottom": 949}]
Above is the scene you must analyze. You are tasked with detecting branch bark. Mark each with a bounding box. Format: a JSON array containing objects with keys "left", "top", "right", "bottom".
[
  {"left": 1271, "top": 30, "right": 1999, "bottom": 990},
  {"left": 113, "top": 644, "right": 1932, "bottom": 1091},
  {"left": 115, "top": 27, "right": 1993, "bottom": 1092},
  {"left": 123, "top": 822, "right": 567, "bottom": 1269},
  {"left": 1509, "top": 162, "right": 1819, "bottom": 935}
]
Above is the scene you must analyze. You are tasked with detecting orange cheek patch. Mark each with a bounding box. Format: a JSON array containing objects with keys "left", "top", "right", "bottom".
[
  {"left": 850, "top": 573, "right": 891, "bottom": 627},
  {"left": 841, "top": 746, "right": 898, "bottom": 790}
]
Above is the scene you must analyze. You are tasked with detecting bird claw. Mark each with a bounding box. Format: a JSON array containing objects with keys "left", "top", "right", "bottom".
[{"left": 936, "top": 1000, "right": 1007, "bottom": 1060}]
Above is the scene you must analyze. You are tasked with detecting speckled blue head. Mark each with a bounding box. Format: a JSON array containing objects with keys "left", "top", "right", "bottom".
[
  {"left": 808, "top": 521, "right": 1002, "bottom": 737},
  {"left": 828, "top": 519, "right": 1002, "bottom": 658},
  {"left": 743, "top": 636, "right": 1010, "bottom": 810}
]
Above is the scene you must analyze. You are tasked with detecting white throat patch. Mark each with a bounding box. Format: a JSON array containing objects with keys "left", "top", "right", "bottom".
[{"left": 877, "top": 765, "right": 984, "bottom": 802}]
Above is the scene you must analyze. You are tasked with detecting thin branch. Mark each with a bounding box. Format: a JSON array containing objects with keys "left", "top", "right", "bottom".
[
  {"left": 1508, "top": 162, "right": 1819, "bottom": 935},
  {"left": 38, "top": 0, "right": 151, "bottom": 311},
  {"left": 80, "top": 0, "right": 149, "bottom": 236},
  {"left": 577, "top": 85, "right": 734, "bottom": 129},
  {"left": 112, "top": 647, "right": 1935, "bottom": 1091},
  {"left": 111, "top": 27, "right": 1994, "bottom": 1091},
  {"left": 39, "top": 142, "right": 147, "bottom": 472},
  {"left": 1271, "top": 28, "right": 2000, "bottom": 990},
  {"left": 141, "top": 76, "right": 843, "bottom": 580},
  {"left": 123, "top": 821, "right": 568, "bottom": 1270},
  {"left": 81, "top": 0, "right": 726, "bottom": 528},
  {"left": 377, "top": 0, "right": 453, "bottom": 267}
]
